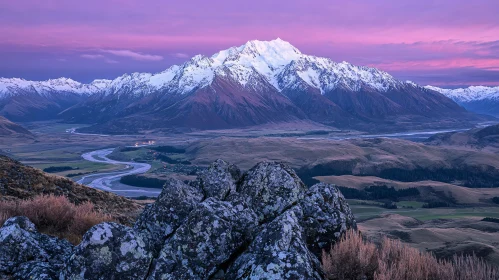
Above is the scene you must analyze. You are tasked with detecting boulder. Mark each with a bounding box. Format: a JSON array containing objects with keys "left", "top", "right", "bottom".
[
  {"left": 192, "top": 159, "right": 241, "bottom": 199},
  {"left": 226, "top": 208, "right": 323, "bottom": 279},
  {"left": 237, "top": 161, "right": 306, "bottom": 222},
  {"left": 0, "top": 216, "right": 73, "bottom": 277},
  {"left": 12, "top": 261, "right": 58, "bottom": 280},
  {"left": 134, "top": 178, "right": 203, "bottom": 253},
  {"left": 148, "top": 198, "right": 258, "bottom": 279},
  {"left": 300, "top": 182, "right": 357, "bottom": 256},
  {"left": 0, "top": 161, "right": 358, "bottom": 280},
  {"left": 60, "top": 222, "right": 152, "bottom": 280}
]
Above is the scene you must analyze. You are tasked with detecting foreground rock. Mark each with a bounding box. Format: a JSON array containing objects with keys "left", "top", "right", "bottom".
[
  {"left": 300, "top": 182, "right": 357, "bottom": 257},
  {"left": 0, "top": 216, "right": 73, "bottom": 278},
  {"left": 192, "top": 159, "right": 241, "bottom": 199},
  {"left": 4, "top": 160, "right": 356, "bottom": 280},
  {"left": 237, "top": 162, "right": 307, "bottom": 222},
  {"left": 134, "top": 178, "right": 203, "bottom": 253},
  {"left": 226, "top": 208, "right": 323, "bottom": 279},
  {"left": 149, "top": 198, "right": 258, "bottom": 279},
  {"left": 60, "top": 223, "right": 152, "bottom": 280}
]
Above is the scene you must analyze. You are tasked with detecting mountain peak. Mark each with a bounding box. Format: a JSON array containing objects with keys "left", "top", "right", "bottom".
[{"left": 241, "top": 38, "right": 301, "bottom": 54}]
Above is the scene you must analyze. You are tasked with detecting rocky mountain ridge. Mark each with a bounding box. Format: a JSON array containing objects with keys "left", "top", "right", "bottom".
[
  {"left": 0, "top": 159, "right": 356, "bottom": 279},
  {"left": 426, "top": 85, "right": 499, "bottom": 117}
]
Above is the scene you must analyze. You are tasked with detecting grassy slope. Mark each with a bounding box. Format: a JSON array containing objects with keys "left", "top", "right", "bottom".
[{"left": 0, "top": 155, "right": 141, "bottom": 224}]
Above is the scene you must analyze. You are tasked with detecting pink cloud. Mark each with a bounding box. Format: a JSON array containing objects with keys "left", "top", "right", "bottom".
[
  {"left": 101, "top": 49, "right": 163, "bottom": 61},
  {"left": 0, "top": 0, "right": 498, "bottom": 86}
]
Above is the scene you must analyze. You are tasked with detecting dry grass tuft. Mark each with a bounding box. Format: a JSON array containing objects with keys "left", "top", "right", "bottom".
[
  {"left": 0, "top": 194, "right": 112, "bottom": 244},
  {"left": 322, "top": 230, "right": 378, "bottom": 280},
  {"left": 322, "top": 230, "right": 499, "bottom": 280}
]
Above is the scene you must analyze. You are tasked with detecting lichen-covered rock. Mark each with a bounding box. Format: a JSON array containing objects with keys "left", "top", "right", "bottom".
[
  {"left": 192, "top": 159, "right": 241, "bottom": 199},
  {"left": 1, "top": 162, "right": 358, "bottom": 280},
  {"left": 134, "top": 178, "right": 203, "bottom": 253},
  {"left": 237, "top": 161, "right": 306, "bottom": 222},
  {"left": 226, "top": 208, "right": 323, "bottom": 280},
  {"left": 60, "top": 222, "right": 152, "bottom": 280},
  {"left": 12, "top": 261, "right": 58, "bottom": 280},
  {"left": 0, "top": 216, "right": 73, "bottom": 277},
  {"left": 300, "top": 183, "right": 357, "bottom": 257},
  {"left": 148, "top": 198, "right": 258, "bottom": 280}
]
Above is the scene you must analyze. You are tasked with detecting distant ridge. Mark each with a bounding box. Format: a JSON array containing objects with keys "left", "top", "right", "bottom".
[{"left": 426, "top": 85, "right": 499, "bottom": 117}]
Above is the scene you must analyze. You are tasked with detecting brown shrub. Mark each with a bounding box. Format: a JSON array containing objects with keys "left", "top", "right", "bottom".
[
  {"left": 322, "top": 230, "right": 499, "bottom": 280},
  {"left": 0, "top": 195, "right": 112, "bottom": 244},
  {"left": 375, "top": 238, "right": 454, "bottom": 280},
  {"left": 322, "top": 230, "right": 378, "bottom": 280}
]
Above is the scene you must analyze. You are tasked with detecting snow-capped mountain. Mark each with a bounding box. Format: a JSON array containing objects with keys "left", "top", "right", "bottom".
[
  {"left": 91, "top": 38, "right": 404, "bottom": 97},
  {"left": 0, "top": 77, "right": 110, "bottom": 97},
  {"left": 1, "top": 39, "right": 482, "bottom": 131},
  {"left": 426, "top": 86, "right": 499, "bottom": 117},
  {"left": 0, "top": 77, "right": 112, "bottom": 121}
]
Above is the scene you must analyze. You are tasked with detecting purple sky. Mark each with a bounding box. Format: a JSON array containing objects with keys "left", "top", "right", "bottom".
[{"left": 1, "top": 0, "right": 499, "bottom": 87}]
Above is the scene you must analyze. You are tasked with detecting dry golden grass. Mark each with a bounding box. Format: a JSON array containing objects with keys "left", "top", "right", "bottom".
[
  {"left": 0, "top": 195, "right": 112, "bottom": 244},
  {"left": 322, "top": 230, "right": 378, "bottom": 280},
  {"left": 322, "top": 230, "right": 499, "bottom": 280}
]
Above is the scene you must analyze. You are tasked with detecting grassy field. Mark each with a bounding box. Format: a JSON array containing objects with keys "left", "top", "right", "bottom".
[
  {"left": 348, "top": 199, "right": 499, "bottom": 221},
  {"left": 23, "top": 122, "right": 92, "bottom": 134},
  {"left": 28, "top": 160, "right": 121, "bottom": 179}
]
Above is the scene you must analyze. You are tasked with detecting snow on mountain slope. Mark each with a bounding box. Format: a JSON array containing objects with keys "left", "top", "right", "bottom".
[
  {"left": 0, "top": 77, "right": 111, "bottom": 98},
  {"left": 426, "top": 85, "right": 499, "bottom": 102},
  {"left": 1, "top": 38, "right": 411, "bottom": 99}
]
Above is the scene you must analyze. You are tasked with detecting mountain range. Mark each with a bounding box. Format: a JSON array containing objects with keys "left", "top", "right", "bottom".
[
  {"left": 0, "top": 39, "right": 488, "bottom": 133},
  {"left": 427, "top": 85, "right": 499, "bottom": 117}
]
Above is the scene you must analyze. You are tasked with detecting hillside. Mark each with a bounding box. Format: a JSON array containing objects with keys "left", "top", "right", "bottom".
[
  {"left": 185, "top": 137, "right": 499, "bottom": 188},
  {"left": 0, "top": 116, "right": 32, "bottom": 136},
  {"left": 0, "top": 155, "right": 140, "bottom": 223},
  {"left": 427, "top": 124, "right": 499, "bottom": 149}
]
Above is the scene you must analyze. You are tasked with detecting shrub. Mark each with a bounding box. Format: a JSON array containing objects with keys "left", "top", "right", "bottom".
[
  {"left": 150, "top": 145, "right": 186, "bottom": 153},
  {"left": 322, "top": 230, "right": 378, "bottom": 280},
  {"left": 43, "top": 166, "right": 76, "bottom": 173},
  {"left": 0, "top": 195, "right": 112, "bottom": 244},
  {"left": 322, "top": 230, "right": 499, "bottom": 280},
  {"left": 422, "top": 201, "right": 450, "bottom": 208},
  {"left": 492, "top": 197, "right": 499, "bottom": 204},
  {"left": 337, "top": 186, "right": 420, "bottom": 201},
  {"left": 482, "top": 217, "right": 499, "bottom": 224},
  {"left": 120, "top": 174, "right": 166, "bottom": 189}
]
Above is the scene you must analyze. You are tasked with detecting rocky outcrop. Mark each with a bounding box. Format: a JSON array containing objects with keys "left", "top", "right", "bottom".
[
  {"left": 60, "top": 222, "right": 152, "bottom": 280},
  {"left": 3, "top": 160, "right": 356, "bottom": 280},
  {"left": 237, "top": 162, "right": 307, "bottom": 222},
  {"left": 192, "top": 159, "right": 241, "bottom": 199},
  {"left": 12, "top": 261, "right": 58, "bottom": 280},
  {"left": 0, "top": 216, "right": 73, "bottom": 278},
  {"left": 148, "top": 198, "right": 258, "bottom": 279},
  {"left": 226, "top": 207, "right": 323, "bottom": 279},
  {"left": 300, "top": 182, "right": 357, "bottom": 257},
  {"left": 134, "top": 178, "right": 203, "bottom": 253}
]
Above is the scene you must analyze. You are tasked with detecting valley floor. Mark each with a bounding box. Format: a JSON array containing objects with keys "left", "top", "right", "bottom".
[{"left": 2, "top": 120, "right": 499, "bottom": 265}]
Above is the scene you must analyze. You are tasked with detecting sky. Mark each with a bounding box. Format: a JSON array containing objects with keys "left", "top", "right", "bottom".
[{"left": 1, "top": 0, "right": 498, "bottom": 88}]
